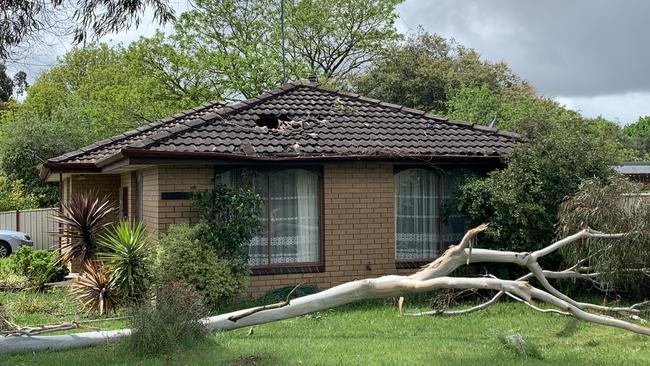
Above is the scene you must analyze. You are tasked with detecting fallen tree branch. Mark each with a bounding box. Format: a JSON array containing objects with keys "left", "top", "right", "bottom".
[
  {"left": 228, "top": 283, "right": 303, "bottom": 322},
  {"left": 1, "top": 225, "right": 649, "bottom": 355},
  {"left": 0, "top": 322, "right": 99, "bottom": 337}
]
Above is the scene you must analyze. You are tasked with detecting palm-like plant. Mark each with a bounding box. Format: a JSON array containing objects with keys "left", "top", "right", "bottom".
[
  {"left": 72, "top": 261, "right": 119, "bottom": 315},
  {"left": 54, "top": 191, "right": 116, "bottom": 265},
  {"left": 99, "top": 221, "right": 151, "bottom": 302}
]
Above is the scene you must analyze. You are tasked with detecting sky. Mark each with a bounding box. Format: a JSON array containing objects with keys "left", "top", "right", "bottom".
[{"left": 7, "top": 0, "right": 650, "bottom": 126}]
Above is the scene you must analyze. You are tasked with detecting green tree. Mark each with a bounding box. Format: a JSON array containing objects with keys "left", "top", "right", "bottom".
[
  {"left": 0, "top": 0, "right": 174, "bottom": 59},
  {"left": 0, "top": 64, "right": 12, "bottom": 102},
  {"left": 0, "top": 176, "right": 40, "bottom": 211},
  {"left": 167, "top": 0, "right": 401, "bottom": 98},
  {"left": 353, "top": 31, "right": 532, "bottom": 116},
  {"left": 624, "top": 116, "right": 650, "bottom": 159},
  {"left": 0, "top": 44, "right": 199, "bottom": 205}
]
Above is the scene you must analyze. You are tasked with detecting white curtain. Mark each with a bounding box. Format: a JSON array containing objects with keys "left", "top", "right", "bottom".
[
  {"left": 394, "top": 169, "right": 439, "bottom": 260},
  {"left": 269, "top": 170, "right": 319, "bottom": 264}
]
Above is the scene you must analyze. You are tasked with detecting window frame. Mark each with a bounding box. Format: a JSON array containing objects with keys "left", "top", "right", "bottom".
[
  {"left": 214, "top": 166, "right": 325, "bottom": 275},
  {"left": 393, "top": 166, "right": 470, "bottom": 265}
]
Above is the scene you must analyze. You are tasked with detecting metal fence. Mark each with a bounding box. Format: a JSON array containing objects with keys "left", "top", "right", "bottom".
[{"left": 0, "top": 208, "right": 58, "bottom": 251}]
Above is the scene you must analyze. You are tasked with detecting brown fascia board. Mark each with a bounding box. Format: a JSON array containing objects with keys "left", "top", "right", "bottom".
[
  {"left": 39, "top": 162, "right": 102, "bottom": 182},
  {"left": 117, "top": 148, "right": 506, "bottom": 165},
  {"left": 43, "top": 147, "right": 507, "bottom": 181}
]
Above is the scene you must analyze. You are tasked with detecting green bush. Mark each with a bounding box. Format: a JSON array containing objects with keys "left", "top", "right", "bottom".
[
  {"left": 125, "top": 281, "right": 208, "bottom": 356},
  {"left": 9, "top": 246, "right": 68, "bottom": 289},
  {"left": 0, "top": 258, "right": 29, "bottom": 290},
  {"left": 192, "top": 183, "right": 263, "bottom": 272},
  {"left": 156, "top": 223, "right": 249, "bottom": 309},
  {"left": 100, "top": 220, "right": 152, "bottom": 302}
]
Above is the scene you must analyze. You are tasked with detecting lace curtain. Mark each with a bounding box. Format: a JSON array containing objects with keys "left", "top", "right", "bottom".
[
  {"left": 218, "top": 168, "right": 320, "bottom": 265},
  {"left": 394, "top": 169, "right": 439, "bottom": 260}
]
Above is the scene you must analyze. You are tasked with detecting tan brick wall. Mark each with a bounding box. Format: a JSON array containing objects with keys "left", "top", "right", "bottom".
[
  {"left": 63, "top": 163, "right": 405, "bottom": 295},
  {"left": 140, "top": 167, "right": 160, "bottom": 240}
]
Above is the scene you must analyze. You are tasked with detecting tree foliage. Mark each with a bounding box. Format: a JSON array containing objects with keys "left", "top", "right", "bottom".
[
  {"left": 168, "top": 0, "right": 401, "bottom": 98},
  {"left": 192, "top": 183, "right": 263, "bottom": 272},
  {"left": 558, "top": 176, "right": 650, "bottom": 295},
  {"left": 458, "top": 121, "right": 616, "bottom": 255},
  {"left": 0, "top": 0, "right": 175, "bottom": 59},
  {"left": 0, "top": 176, "right": 40, "bottom": 211},
  {"left": 624, "top": 115, "right": 650, "bottom": 159},
  {"left": 353, "top": 31, "right": 533, "bottom": 118},
  {"left": 0, "top": 44, "right": 199, "bottom": 205}
]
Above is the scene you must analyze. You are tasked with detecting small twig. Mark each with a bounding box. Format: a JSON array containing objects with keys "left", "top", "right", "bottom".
[
  {"left": 228, "top": 283, "right": 303, "bottom": 322},
  {"left": 0, "top": 322, "right": 100, "bottom": 337}
]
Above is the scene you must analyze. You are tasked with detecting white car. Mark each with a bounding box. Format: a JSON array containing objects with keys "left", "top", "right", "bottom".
[{"left": 0, "top": 230, "right": 33, "bottom": 258}]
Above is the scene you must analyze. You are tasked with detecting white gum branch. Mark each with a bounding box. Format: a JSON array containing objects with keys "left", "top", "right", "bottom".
[{"left": 1, "top": 225, "right": 648, "bottom": 356}]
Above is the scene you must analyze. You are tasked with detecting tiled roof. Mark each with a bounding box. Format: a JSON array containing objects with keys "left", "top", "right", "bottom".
[{"left": 47, "top": 81, "right": 519, "bottom": 166}]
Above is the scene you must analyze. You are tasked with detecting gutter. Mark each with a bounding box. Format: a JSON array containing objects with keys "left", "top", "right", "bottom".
[{"left": 42, "top": 149, "right": 507, "bottom": 181}]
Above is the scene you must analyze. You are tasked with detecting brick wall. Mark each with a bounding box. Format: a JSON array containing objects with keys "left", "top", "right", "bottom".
[{"left": 63, "top": 163, "right": 404, "bottom": 296}]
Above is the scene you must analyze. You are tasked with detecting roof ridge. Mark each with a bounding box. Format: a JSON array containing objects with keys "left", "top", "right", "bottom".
[
  {"left": 47, "top": 100, "right": 225, "bottom": 163},
  {"left": 126, "top": 82, "right": 307, "bottom": 151}
]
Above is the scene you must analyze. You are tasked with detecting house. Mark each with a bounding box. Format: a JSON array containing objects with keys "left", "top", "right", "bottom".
[
  {"left": 41, "top": 80, "right": 519, "bottom": 296},
  {"left": 613, "top": 162, "right": 650, "bottom": 188}
]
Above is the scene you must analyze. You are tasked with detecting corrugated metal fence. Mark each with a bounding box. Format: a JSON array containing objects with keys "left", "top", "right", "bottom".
[{"left": 0, "top": 208, "right": 58, "bottom": 251}]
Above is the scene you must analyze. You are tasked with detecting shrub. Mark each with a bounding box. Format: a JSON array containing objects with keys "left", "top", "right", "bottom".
[
  {"left": 156, "top": 223, "right": 249, "bottom": 309},
  {"left": 0, "top": 259, "right": 29, "bottom": 290},
  {"left": 100, "top": 220, "right": 152, "bottom": 302},
  {"left": 54, "top": 190, "right": 117, "bottom": 265},
  {"left": 125, "top": 281, "right": 208, "bottom": 356},
  {"left": 192, "top": 183, "right": 263, "bottom": 272},
  {"left": 9, "top": 246, "right": 68, "bottom": 289},
  {"left": 71, "top": 261, "right": 120, "bottom": 315}
]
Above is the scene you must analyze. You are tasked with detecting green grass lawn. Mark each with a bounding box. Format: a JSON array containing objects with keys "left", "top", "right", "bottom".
[{"left": 2, "top": 294, "right": 650, "bottom": 366}]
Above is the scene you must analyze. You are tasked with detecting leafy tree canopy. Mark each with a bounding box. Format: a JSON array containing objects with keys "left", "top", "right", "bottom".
[
  {"left": 0, "top": 0, "right": 175, "bottom": 60},
  {"left": 623, "top": 116, "right": 650, "bottom": 159},
  {"left": 168, "top": 0, "right": 402, "bottom": 98},
  {"left": 0, "top": 44, "right": 199, "bottom": 206},
  {"left": 353, "top": 31, "right": 533, "bottom": 118}
]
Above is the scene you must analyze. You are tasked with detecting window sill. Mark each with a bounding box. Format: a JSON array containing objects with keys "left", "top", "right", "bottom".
[{"left": 251, "top": 265, "right": 325, "bottom": 276}]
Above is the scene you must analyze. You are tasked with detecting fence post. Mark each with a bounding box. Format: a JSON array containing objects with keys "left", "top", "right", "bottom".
[{"left": 15, "top": 210, "right": 20, "bottom": 231}]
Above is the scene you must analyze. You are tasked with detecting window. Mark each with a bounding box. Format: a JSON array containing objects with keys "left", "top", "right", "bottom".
[
  {"left": 394, "top": 169, "right": 440, "bottom": 260},
  {"left": 218, "top": 168, "right": 321, "bottom": 267},
  {"left": 394, "top": 168, "right": 473, "bottom": 261}
]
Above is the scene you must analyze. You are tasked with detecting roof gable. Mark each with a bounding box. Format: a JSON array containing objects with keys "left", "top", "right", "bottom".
[{"left": 45, "top": 81, "right": 519, "bottom": 168}]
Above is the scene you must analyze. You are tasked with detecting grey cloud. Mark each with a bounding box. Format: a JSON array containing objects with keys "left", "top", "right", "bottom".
[{"left": 398, "top": 0, "right": 650, "bottom": 97}]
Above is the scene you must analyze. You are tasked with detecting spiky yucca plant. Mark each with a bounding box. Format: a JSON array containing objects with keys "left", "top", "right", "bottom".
[
  {"left": 72, "top": 261, "right": 119, "bottom": 315},
  {"left": 54, "top": 191, "right": 116, "bottom": 265},
  {"left": 100, "top": 221, "right": 151, "bottom": 302}
]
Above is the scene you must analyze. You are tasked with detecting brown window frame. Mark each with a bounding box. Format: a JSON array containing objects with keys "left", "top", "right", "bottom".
[{"left": 214, "top": 166, "right": 325, "bottom": 276}]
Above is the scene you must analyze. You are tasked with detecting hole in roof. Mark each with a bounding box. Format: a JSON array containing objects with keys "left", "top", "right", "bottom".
[{"left": 256, "top": 113, "right": 288, "bottom": 129}]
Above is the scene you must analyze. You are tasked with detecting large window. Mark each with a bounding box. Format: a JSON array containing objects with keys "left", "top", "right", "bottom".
[
  {"left": 394, "top": 168, "right": 472, "bottom": 261},
  {"left": 218, "top": 168, "right": 321, "bottom": 267}
]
